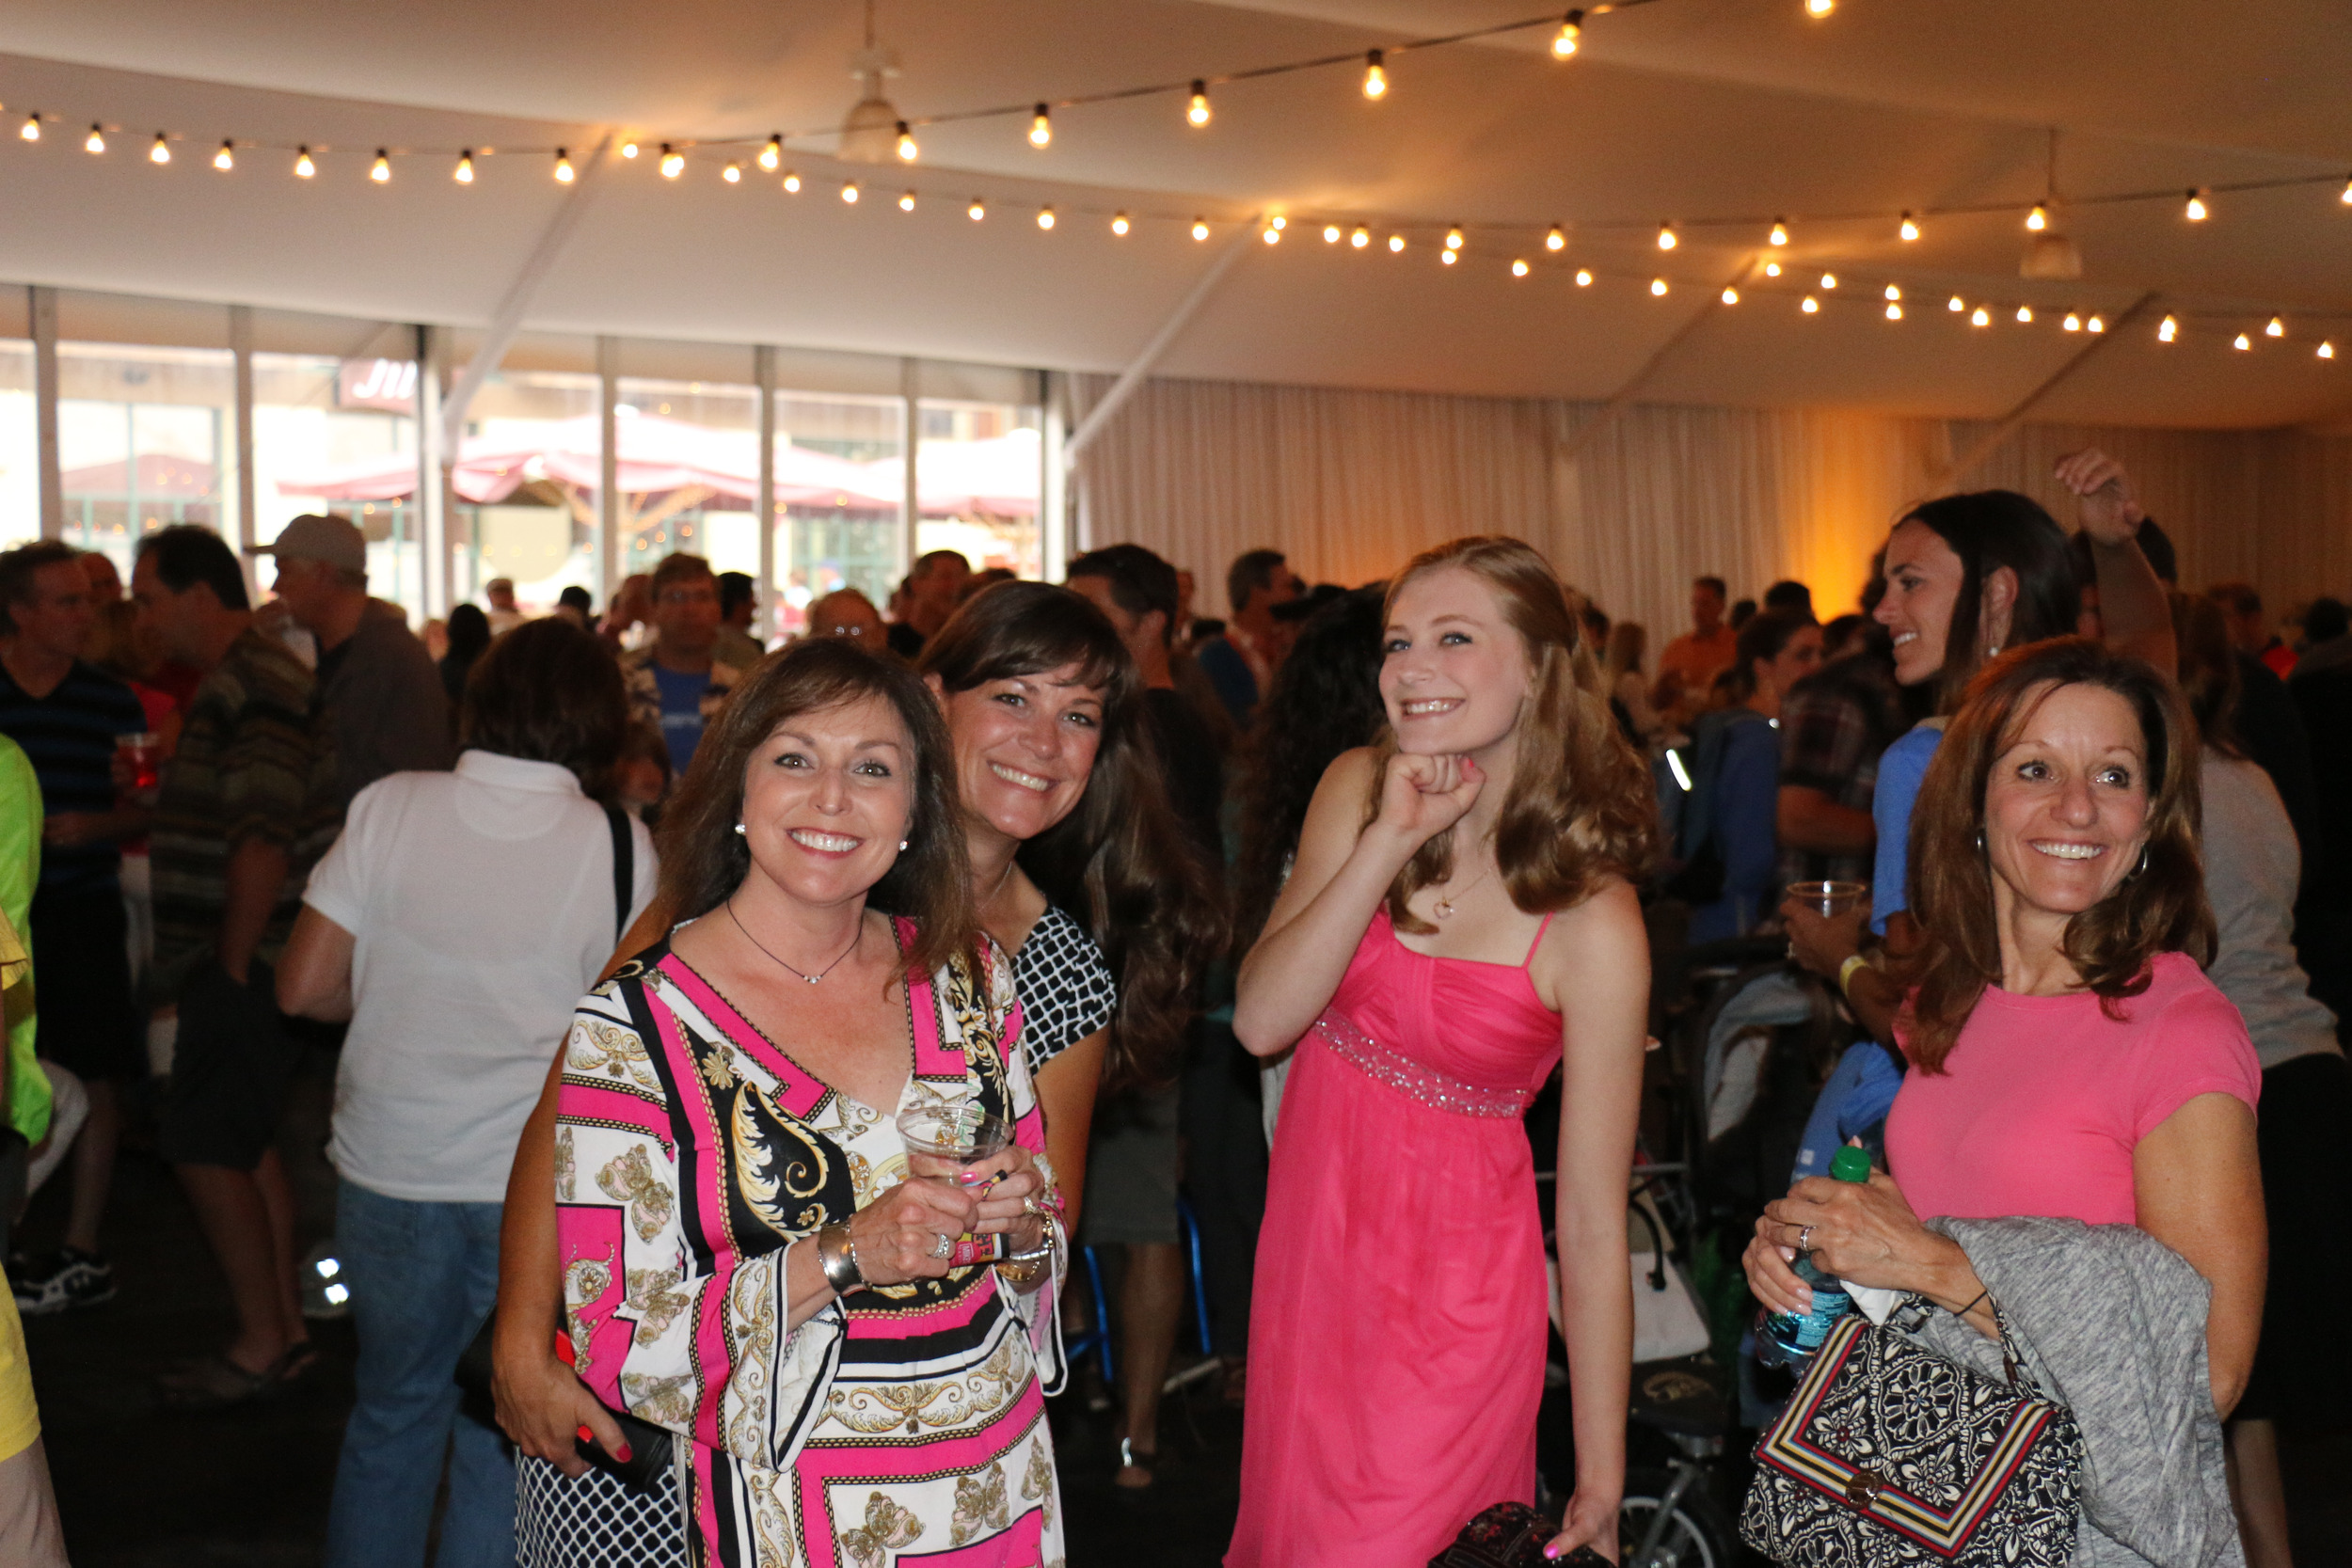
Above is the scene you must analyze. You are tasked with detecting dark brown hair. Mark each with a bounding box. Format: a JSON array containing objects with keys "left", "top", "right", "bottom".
[
  {"left": 659, "top": 637, "right": 975, "bottom": 982},
  {"left": 1897, "top": 490, "right": 2082, "bottom": 711},
  {"left": 920, "top": 580, "right": 1225, "bottom": 1088},
  {"left": 2169, "top": 590, "right": 2242, "bottom": 758},
  {"left": 1899, "top": 638, "right": 2213, "bottom": 1071},
  {"left": 1371, "top": 536, "right": 1657, "bottom": 927},
  {"left": 650, "top": 551, "right": 714, "bottom": 597},
  {"left": 459, "top": 618, "right": 629, "bottom": 798},
  {"left": 0, "top": 541, "right": 81, "bottom": 633}
]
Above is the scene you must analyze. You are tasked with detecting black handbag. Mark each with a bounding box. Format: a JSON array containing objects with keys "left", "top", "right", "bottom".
[
  {"left": 1740, "top": 1297, "right": 2084, "bottom": 1566},
  {"left": 1428, "top": 1503, "right": 1608, "bottom": 1568}
]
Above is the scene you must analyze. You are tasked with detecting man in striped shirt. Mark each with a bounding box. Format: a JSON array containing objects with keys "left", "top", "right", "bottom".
[{"left": 0, "top": 544, "right": 149, "bottom": 1315}]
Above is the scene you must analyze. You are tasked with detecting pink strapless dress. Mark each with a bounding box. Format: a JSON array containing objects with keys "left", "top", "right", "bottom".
[{"left": 1227, "top": 908, "right": 1563, "bottom": 1568}]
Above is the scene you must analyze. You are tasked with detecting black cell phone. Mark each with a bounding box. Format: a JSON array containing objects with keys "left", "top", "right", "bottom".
[{"left": 575, "top": 1411, "right": 675, "bottom": 1493}]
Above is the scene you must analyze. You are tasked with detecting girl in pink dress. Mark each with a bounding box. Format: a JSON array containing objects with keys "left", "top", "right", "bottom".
[{"left": 1228, "top": 537, "right": 1657, "bottom": 1567}]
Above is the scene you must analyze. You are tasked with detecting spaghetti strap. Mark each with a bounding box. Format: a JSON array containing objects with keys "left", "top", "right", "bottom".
[{"left": 1522, "top": 911, "right": 1556, "bottom": 967}]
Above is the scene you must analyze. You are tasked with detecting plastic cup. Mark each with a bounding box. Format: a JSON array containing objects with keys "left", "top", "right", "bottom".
[
  {"left": 1787, "top": 879, "right": 1867, "bottom": 918},
  {"left": 118, "top": 732, "right": 164, "bottom": 793},
  {"left": 896, "top": 1103, "right": 1011, "bottom": 1183}
]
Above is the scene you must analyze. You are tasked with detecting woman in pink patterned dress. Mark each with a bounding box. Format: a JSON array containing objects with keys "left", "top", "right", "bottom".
[
  {"left": 1229, "top": 537, "right": 1657, "bottom": 1566},
  {"left": 544, "top": 639, "right": 1066, "bottom": 1568}
]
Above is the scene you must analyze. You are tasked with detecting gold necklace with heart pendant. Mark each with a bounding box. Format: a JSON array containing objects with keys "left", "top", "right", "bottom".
[{"left": 1432, "top": 864, "right": 1494, "bottom": 920}]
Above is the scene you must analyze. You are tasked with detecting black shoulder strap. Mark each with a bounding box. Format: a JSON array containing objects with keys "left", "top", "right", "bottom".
[{"left": 605, "top": 805, "right": 632, "bottom": 943}]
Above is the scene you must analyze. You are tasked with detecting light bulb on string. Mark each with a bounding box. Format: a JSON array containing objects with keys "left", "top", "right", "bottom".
[
  {"left": 2265, "top": 316, "right": 2285, "bottom": 338},
  {"left": 213, "top": 140, "right": 233, "bottom": 169},
  {"left": 783, "top": 171, "right": 802, "bottom": 192},
  {"left": 1657, "top": 223, "right": 1677, "bottom": 250},
  {"left": 1971, "top": 306, "right": 1991, "bottom": 326},
  {"left": 841, "top": 182, "right": 859, "bottom": 203},
  {"left": 659, "top": 146, "right": 684, "bottom": 179},
  {"left": 294, "top": 146, "right": 315, "bottom": 179},
  {"left": 1187, "top": 81, "right": 1211, "bottom": 127},
  {"left": 554, "top": 149, "right": 574, "bottom": 183},
  {"left": 1883, "top": 283, "right": 1900, "bottom": 301},
  {"left": 455, "top": 150, "right": 475, "bottom": 183},
  {"left": 1763, "top": 261, "right": 1781, "bottom": 277},
  {"left": 2342, "top": 175, "right": 2352, "bottom": 205},
  {"left": 1721, "top": 286, "right": 1739, "bottom": 304},
  {"left": 1806, "top": 0, "right": 1835, "bottom": 15},
  {"left": 1265, "top": 222, "right": 1282, "bottom": 245},
  {"left": 1574, "top": 268, "right": 1593, "bottom": 286},
  {"left": 2320, "top": 341, "right": 2336, "bottom": 359},
  {"left": 2233, "top": 332, "right": 2251, "bottom": 350},
  {"left": 1112, "top": 212, "right": 1131, "bottom": 235},
  {"left": 620, "top": 140, "right": 639, "bottom": 159},
  {"left": 2088, "top": 315, "right": 2106, "bottom": 333},
  {"left": 1446, "top": 226, "right": 1464, "bottom": 250},
  {"left": 1899, "top": 212, "right": 1920, "bottom": 242},
  {"left": 1271, "top": 215, "right": 1286, "bottom": 230},
  {"left": 2026, "top": 203, "right": 2048, "bottom": 232},
  {"left": 1323, "top": 224, "right": 1342, "bottom": 244},
  {"left": 1038, "top": 205, "right": 1056, "bottom": 230},
  {"left": 84, "top": 124, "right": 104, "bottom": 154},
  {"left": 1650, "top": 277, "right": 1668, "bottom": 296},
  {"left": 1027, "top": 106, "right": 1050, "bottom": 149},
  {"left": 1948, "top": 294, "right": 1965, "bottom": 311},
  {"left": 2185, "top": 189, "right": 2208, "bottom": 221},
  {"left": 1514, "top": 259, "right": 1532, "bottom": 277},
  {"left": 18, "top": 114, "right": 39, "bottom": 143},
  {"left": 1885, "top": 303, "right": 1902, "bottom": 320},
  {"left": 1769, "top": 217, "right": 1788, "bottom": 246},
  {"left": 1193, "top": 218, "right": 1211, "bottom": 241},
  {"left": 1440, "top": 248, "right": 1456, "bottom": 265},
  {"left": 371, "top": 150, "right": 390, "bottom": 182},
  {"left": 1389, "top": 233, "right": 1406, "bottom": 253},
  {"left": 1801, "top": 296, "right": 1820, "bottom": 314},
  {"left": 1351, "top": 226, "right": 1370, "bottom": 248},
  {"left": 898, "top": 122, "right": 921, "bottom": 161},
  {"left": 970, "top": 198, "right": 986, "bottom": 221},
  {"left": 759, "top": 135, "right": 782, "bottom": 172},
  {"left": 1363, "top": 51, "right": 1388, "bottom": 99},
  {"left": 898, "top": 190, "right": 914, "bottom": 211},
  {"left": 1820, "top": 272, "right": 1836, "bottom": 289},
  {"left": 1546, "top": 225, "right": 1565, "bottom": 251},
  {"left": 728, "top": 163, "right": 748, "bottom": 184},
  {"left": 2062, "top": 311, "right": 2081, "bottom": 331},
  {"left": 150, "top": 133, "right": 171, "bottom": 165},
  {"left": 2015, "top": 305, "right": 2033, "bottom": 323},
  {"left": 2158, "top": 314, "right": 2178, "bottom": 342},
  {"left": 1553, "top": 10, "right": 1583, "bottom": 56}
]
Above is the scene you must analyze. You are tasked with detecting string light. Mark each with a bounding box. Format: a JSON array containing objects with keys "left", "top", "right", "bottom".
[
  {"left": 2322, "top": 341, "right": 2338, "bottom": 359},
  {"left": 455, "top": 150, "right": 475, "bottom": 183},
  {"left": 1112, "top": 211, "right": 1131, "bottom": 235},
  {"left": 213, "top": 140, "right": 233, "bottom": 169},
  {"left": 1553, "top": 10, "right": 1583, "bottom": 57},
  {"left": 1883, "top": 283, "right": 1900, "bottom": 301},
  {"left": 2265, "top": 315, "right": 2285, "bottom": 337},
  {"left": 1193, "top": 217, "right": 1210, "bottom": 241},
  {"left": 1546, "top": 225, "right": 1565, "bottom": 251},
  {"left": 1362, "top": 51, "right": 1388, "bottom": 99},
  {"left": 1650, "top": 277, "right": 1669, "bottom": 295},
  {"left": 658, "top": 145, "right": 683, "bottom": 179},
  {"left": 898, "top": 189, "right": 914, "bottom": 211},
  {"left": 1514, "top": 259, "right": 1532, "bottom": 277},
  {"left": 841, "top": 182, "right": 859, "bottom": 203},
  {"left": 554, "top": 149, "right": 574, "bottom": 182},
  {"left": 1440, "top": 248, "right": 1456, "bottom": 264},
  {"left": 18, "top": 114, "right": 38, "bottom": 143},
  {"left": 620, "top": 140, "right": 639, "bottom": 159},
  {"left": 1389, "top": 233, "right": 1407, "bottom": 253},
  {"left": 1264, "top": 221, "right": 1282, "bottom": 245},
  {"left": 149, "top": 133, "right": 170, "bottom": 165},
  {"left": 1899, "top": 212, "right": 1920, "bottom": 242},
  {"left": 1763, "top": 261, "right": 1781, "bottom": 277},
  {"left": 898, "top": 121, "right": 921, "bottom": 161},
  {"left": 2015, "top": 304, "right": 2033, "bottom": 323},
  {"left": 2233, "top": 332, "right": 2251, "bottom": 350},
  {"left": 1801, "top": 295, "right": 1820, "bottom": 314},
  {"left": 1574, "top": 268, "right": 1593, "bottom": 286},
  {"left": 1720, "top": 286, "right": 1739, "bottom": 304},
  {"left": 2088, "top": 315, "right": 2106, "bottom": 333},
  {"left": 1820, "top": 272, "right": 1837, "bottom": 289},
  {"left": 1187, "top": 81, "right": 1211, "bottom": 127},
  {"left": 783, "top": 171, "right": 802, "bottom": 192},
  {"left": 1351, "top": 225, "right": 1370, "bottom": 248},
  {"left": 759, "top": 135, "right": 782, "bottom": 172},
  {"left": 84, "top": 124, "right": 104, "bottom": 154},
  {"left": 2185, "top": 189, "right": 2208, "bottom": 221},
  {"left": 1769, "top": 218, "right": 1788, "bottom": 247},
  {"left": 2026, "top": 203, "right": 2048, "bottom": 232},
  {"left": 970, "top": 198, "right": 986, "bottom": 221},
  {"left": 1271, "top": 215, "right": 1286, "bottom": 230},
  {"left": 2062, "top": 311, "right": 2081, "bottom": 331},
  {"left": 1972, "top": 306, "right": 1992, "bottom": 326},
  {"left": 723, "top": 163, "right": 742, "bottom": 183},
  {"left": 2159, "top": 314, "right": 2178, "bottom": 341},
  {"left": 1947, "top": 295, "right": 1965, "bottom": 311},
  {"left": 1885, "top": 302, "right": 1902, "bottom": 320},
  {"left": 2343, "top": 175, "right": 2352, "bottom": 205},
  {"left": 1027, "top": 105, "right": 1050, "bottom": 149},
  {"left": 294, "top": 146, "right": 315, "bottom": 179},
  {"left": 1806, "top": 0, "right": 1835, "bottom": 15},
  {"left": 1038, "top": 205, "right": 1056, "bottom": 230},
  {"left": 371, "top": 150, "right": 390, "bottom": 182},
  {"left": 1323, "top": 223, "right": 1342, "bottom": 243},
  {"left": 1446, "top": 226, "right": 1465, "bottom": 250},
  {"left": 1657, "top": 223, "right": 1677, "bottom": 250}
]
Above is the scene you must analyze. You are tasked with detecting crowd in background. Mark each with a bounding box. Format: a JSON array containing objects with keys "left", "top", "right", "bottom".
[{"left": 0, "top": 468, "right": 2337, "bottom": 1563}]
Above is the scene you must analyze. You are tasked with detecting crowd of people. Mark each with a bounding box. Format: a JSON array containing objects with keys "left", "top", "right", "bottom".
[{"left": 0, "top": 452, "right": 2336, "bottom": 1566}]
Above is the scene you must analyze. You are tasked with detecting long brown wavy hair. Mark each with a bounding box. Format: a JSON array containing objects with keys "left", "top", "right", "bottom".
[
  {"left": 1899, "top": 638, "right": 2213, "bottom": 1072},
  {"left": 919, "top": 581, "right": 1226, "bottom": 1088},
  {"left": 1368, "top": 536, "right": 1657, "bottom": 930},
  {"left": 657, "top": 637, "right": 977, "bottom": 983}
]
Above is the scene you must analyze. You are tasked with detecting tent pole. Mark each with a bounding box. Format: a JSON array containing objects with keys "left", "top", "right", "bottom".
[
  {"left": 230, "top": 305, "right": 256, "bottom": 573},
  {"left": 31, "top": 287, "right": 60, "bottom": 542},
  {"left": 900, "top": 356, "right": 920, "bottom": 582},
  {"left": 755, "top": 344, "right": 777, "bottom": 640},
  {"left": 597, "top": 335, "right": 620, "bottom": 608},
  {"left": 1064, "top": 214, "right": 1262, "bottom": 467},
  {"left": 1932, "top": 293, "right": 2158, "bottom": 491}
]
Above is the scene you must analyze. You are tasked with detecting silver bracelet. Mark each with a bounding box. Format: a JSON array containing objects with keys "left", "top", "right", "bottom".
[
  {"left": 816, "top": 1223, "right": 866, "bottom": 1295},
  {"left": 1005, "top": 1214, "right": 1060, "bottom": 1264}
]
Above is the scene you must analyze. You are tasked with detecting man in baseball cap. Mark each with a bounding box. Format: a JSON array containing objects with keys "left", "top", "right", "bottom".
[{"left": 249, "top": 515, "right": 451, "bottom": 808}]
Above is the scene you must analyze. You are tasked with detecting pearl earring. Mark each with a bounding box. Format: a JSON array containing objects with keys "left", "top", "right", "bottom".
[
  {"left": 898, "top": 839, "right": 910, "bottom": 851},
  {"left": 734, "top": 822, "right": 747, "bottom": 835}
]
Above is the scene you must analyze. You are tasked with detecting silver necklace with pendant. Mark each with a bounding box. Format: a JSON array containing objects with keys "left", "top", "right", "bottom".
[
  {"left": 1432, "top": 865, "right": 1493, "bottom": 920},
  {"left": 726, "top": 899, "right": 863, "bottom": 985}
]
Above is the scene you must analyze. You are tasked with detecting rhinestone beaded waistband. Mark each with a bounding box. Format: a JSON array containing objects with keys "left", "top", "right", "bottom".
[{"left": 1311, "top": 1010, "right": 1534, "bottom": 1118}]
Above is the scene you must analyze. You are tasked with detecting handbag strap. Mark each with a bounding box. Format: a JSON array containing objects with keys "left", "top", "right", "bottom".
[{"left": 1893, "top": 1290, "right": 2054, "bottom": 1401}]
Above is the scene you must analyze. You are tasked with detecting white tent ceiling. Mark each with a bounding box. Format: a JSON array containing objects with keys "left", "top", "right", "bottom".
[{"left": 0, "top": 0, "right": 2346, "bottom": 427}]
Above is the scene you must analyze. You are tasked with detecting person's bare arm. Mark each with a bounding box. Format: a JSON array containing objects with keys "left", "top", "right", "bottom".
[
  {"left": 1542, "top": 879, "right": 1648, "bottom": 1561},
  {"left": 276, "top": 905, "right": 356, "bottom": 1022},
  {"left": 2057, "top": 449, "right": 2175, "bottom": 673},
  {"left": 2134, "top": 1092, "right": 2266, "bottom": 1417},
  {"left": 1777, "top": 785, "right": 1876, "bottom": 856},
  {"left": 218, "top": 835, "right": 288, "bottom": 985},
  {"left": 1030, "top": 1030, "right": 1104, "bottom": 1229},
  {"left": 40, "top": 806, "right": 152, "bottom": 848}
]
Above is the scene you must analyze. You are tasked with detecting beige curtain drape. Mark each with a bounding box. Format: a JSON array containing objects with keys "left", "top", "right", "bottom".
[{"left": 1073, "top": 372, "right": 2352, "bottom": 644}]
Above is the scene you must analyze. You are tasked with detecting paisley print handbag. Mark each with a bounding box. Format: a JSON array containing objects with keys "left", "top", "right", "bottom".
[
  {"left": 1740, "top": 1297, "right": 2084, "bottom": 1566},
  {"left": 1427, "top": 1503, "right": 1608, "bottom": 1567}
]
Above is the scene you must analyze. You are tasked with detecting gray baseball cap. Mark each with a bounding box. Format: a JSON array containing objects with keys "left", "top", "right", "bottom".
[{"left": 247, "top": 514, "right": 366, "bottom": 574}]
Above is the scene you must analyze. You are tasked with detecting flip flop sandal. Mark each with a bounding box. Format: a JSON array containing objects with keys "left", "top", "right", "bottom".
[
  {"left": 1113, "top": 1436, "right": 1157, "bottom": 1492},
  {"left": 157, "top": 1352, "right": 278, "bottom": 1413}
]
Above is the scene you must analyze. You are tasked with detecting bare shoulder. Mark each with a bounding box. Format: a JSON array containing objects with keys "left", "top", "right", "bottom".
[{"left": 1531, "top": 876, "right": 1648, "bottom": 1013}]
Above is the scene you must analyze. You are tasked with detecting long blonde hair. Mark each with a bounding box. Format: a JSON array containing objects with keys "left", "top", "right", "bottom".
[{"left": 1367, "top": 536, "right": 1657, "bottom": 931}]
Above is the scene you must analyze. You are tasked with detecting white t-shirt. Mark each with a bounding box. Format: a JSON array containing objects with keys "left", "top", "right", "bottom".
[{"left": 304, "top": 749, "right": 659, "bottom": 1202}]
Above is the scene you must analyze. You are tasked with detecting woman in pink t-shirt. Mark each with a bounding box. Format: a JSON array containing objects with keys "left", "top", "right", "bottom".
[{"left": 1743, "top": 637, "right": 2265, "bottom": 1421}]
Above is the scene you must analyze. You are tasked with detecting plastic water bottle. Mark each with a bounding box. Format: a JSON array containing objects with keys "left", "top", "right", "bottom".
[{"left": 1755, "top": 1145, "right": 1875, "bottom": 1369}]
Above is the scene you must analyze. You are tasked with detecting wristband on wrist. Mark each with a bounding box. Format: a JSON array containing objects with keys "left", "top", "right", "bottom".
[
  {"left": 816, "top": 1223, "right": 866, "bottom": 1296},
  {"left": 1836, "top": 952, "right": 1873, "bottom": 1000}
]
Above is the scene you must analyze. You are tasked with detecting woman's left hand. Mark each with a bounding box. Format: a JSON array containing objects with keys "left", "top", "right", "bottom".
[
  {"left": 1544, "top": 1487, "right": 1620, "bottom": 1563},
  {"left": 958, "top": 1142, "right": 1049, "bottom": 1255},
  {"left": 1757, "top": 1165, "right": 1956, "bottom": 1296}
]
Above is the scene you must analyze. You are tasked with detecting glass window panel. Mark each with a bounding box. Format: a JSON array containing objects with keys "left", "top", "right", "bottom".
[
  {"left": 772, "top": 390, "right": 904, "bottom": 637},
  {"left": 253, "top": 352, "right": 421, "bottom": 620},
  {"left": 56, "top": 343, "right": 236, "bottom": 581},
  {"left": 458, "top": 366, "right": 601, "bottom": 612},
  {"left": 612, "top": 376, "right": 759, "bottom": 598},
  {"left": 916, "top": 398, "right": 1042, "bottom": 583},
  {"left": 0, "top": 341, "right": 34, "bottom": 550}
]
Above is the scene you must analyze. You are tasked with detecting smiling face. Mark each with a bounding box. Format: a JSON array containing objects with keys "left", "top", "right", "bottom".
[
  {"left": 1875, "top": 518, "right": 1965, "bottom": 687},
  {"left": 937, "top": 659, "right": 1104, "bottom": 847},
  {"left": 1378, "top": 566, "right": 1535, "bottom": 758},
  {"left": 1981, "top": 680, "right": 2153, "bottom": 924},
  {"left": 738, "top": 694, "right": 917, "bottom": 908}
]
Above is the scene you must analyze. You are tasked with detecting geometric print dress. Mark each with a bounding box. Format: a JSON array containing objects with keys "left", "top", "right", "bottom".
[{"left": 546, "top": 919, "right": 1066, "bottom": 1568}]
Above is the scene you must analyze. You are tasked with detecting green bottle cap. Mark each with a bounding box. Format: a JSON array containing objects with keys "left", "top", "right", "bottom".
[{"left": 1829, "top": 1146, "right": 1875, "bottom": 1183}]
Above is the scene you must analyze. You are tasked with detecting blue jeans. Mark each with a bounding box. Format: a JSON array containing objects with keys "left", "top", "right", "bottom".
[{"left": 326, "top": 1180, "right": 514, "bottom": 1568}]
